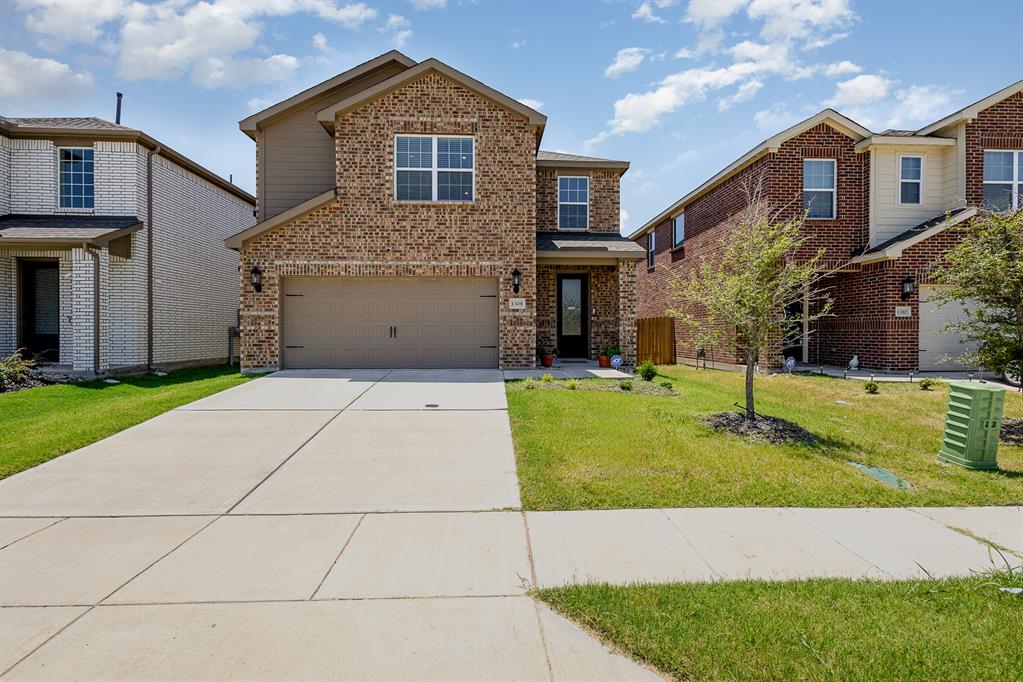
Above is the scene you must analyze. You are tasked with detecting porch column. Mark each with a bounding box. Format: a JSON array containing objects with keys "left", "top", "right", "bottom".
[
  {"left": 71, "top": 246, "right": 110, "bottom": 372},
  {"left": 617, "top": 258, "right": 637, "bottom": 365},
  {"left": 0, "top": 253, "right": 14, "bottom": 355}
]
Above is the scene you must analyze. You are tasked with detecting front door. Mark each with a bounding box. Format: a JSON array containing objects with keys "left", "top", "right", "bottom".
[
  {"left": 18, "top": 260, "right": 60, "bottom": 361},
  {"left": 556, "top": 274, "right": 589, "bottom": 358}
]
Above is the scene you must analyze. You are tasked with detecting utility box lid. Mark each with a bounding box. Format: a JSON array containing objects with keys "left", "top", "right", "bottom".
[{"left": 938, "top": 381, "right": 1005, "bottom": 470}]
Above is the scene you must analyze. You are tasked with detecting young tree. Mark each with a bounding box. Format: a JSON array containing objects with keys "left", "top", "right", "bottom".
[
  {"left": 668, "top": 196, "right": 835, "bottom": 420},
  {"left": 931, "top": 209, "right": 1023, "bottom": 386}
]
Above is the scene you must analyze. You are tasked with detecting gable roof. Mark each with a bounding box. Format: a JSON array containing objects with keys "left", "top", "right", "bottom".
[
  {"left": 224, "top": 188, "right": 336, "bottom": 249},
  {"left": 315, "top": 58, "right": 547, "bottom": 141},
  {"left": 916, "top": 80, "right": 1023, "bottom": 136},
  {"left": 238, "top": 51, "right": 417, "bottom": 138},
  {"left": 536, "top": 150, "right": 629, "bottom": 170},
  {"left": 0, "top": 117, "right": 255, "bottom": 205},
  {"left": 628, "top": 109, "right": 871, "bottom": 239}
]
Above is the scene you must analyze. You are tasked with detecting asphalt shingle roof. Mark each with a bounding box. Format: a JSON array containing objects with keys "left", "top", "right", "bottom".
[
  {"left": 862, "top": 207, "right": 971, "bottom": 254},
  {"left": 536, "top": 231, "right": 645, "bottom": 253},
  {"left": 0, "top": 116, "right": 134, "bottom": 132}
]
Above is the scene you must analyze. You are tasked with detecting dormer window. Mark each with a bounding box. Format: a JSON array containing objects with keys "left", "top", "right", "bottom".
[
  {"left": 899, "top": 155, "right": 922, "bottom": 205},
  {"left": 394, "top": 135, "right": 474, "bottom": 202},
  {"left": 59, "top": 147, "right": 94, "bottom": 209},
  {"left": 558, "top": 176, "right": 589, "bottom": 230}
]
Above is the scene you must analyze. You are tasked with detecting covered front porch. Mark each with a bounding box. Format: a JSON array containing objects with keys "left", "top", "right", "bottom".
[{"left": 534, "top": 232, "right": 644, "bottom": 367}]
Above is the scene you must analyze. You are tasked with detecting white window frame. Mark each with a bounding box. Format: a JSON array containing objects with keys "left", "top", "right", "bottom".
[
  {"left": 803, "top": 158, "right": 837, "bottom": 220},
  {"left": 898, "top": 154, "right": 923, "bottom": 206},
  {"left": 982, "top": 149, "right": 1022, "bottom": 212},
  {"left": 57, "top": 146, "right": 95, "bottom": 212},
  {"left": 393, "top": 134, "right": 475, "bottom": 203},
  {"left": 672, "top": 213, "right": 685, "bottom": 248},
  {"left": 647, "top": 230, "right": 656, "bottom": 269},
  {"left": 556, "top": 175, "right": 590, "bottom": 231}
]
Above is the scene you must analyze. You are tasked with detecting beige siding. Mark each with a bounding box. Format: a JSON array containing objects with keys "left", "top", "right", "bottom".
[
  {"left": 260, "top": 62, "right": 408, "bottom": 220},
  {"left": 870, "top": 144, "right": 957, "bottom": 246}
]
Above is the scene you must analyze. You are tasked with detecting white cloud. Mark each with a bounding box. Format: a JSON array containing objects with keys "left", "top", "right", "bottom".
[
  {"left": 804, "top": 31, "right": 850, "bottom": 50},
  {"left": 620, "top": 208, "right": 630, "bottom": 230},
  {"left": 511, "top": 40, "right": 527, "bottom": 49},
  {"left": 410, "top": 0, "right": 445, "bottom": 8},
  {"left": 632, "top": 1, "right": 666, "bottom": 23},
  {"left": 696, "top": 29, "right": 725, "bottom": 54},
  {"left": 384, "top": 14, "right": 411, "bottom": 30},
  {"left": 822, "top": 75, "right": 960, "bottom": 129},
  {"left": 746, "top": 0, "right": 856, "bottom": 48},
  {"left": 885, "top": 84, "right": 958, "bottom": 129},
  {"left": 752, "top": 103, "right": 805, "bottom": 131},
  {"left": 673, "top": 47, "right": 695, "bottom": 59},
  {"left": 192, "top": 53, "right": 300, "bottom": 90},
  {"left": 517, "top": 98, "right": 545, "bottom": 111},
  {"left": 824, "top": 73, "right": 892, "bottom": 109},
  {"left": 312, "top": 32, "right": 329, "bottom": 51},
  {"left": 391, "top": 29, "right": 413, "bottom": 48},
  {"left": 247, "top": 97, "right": 273, "bottom": 112},
  {"left": 0, "top": 48, "right": 93, "bottom": 107},
  {"left": 661, "top": 148, "right": 699, "bottom": 171},
  {"left": 717, "top": 79, "right": 763, "bottom": 110},
  {"left": 684, "top": 0, "right": 747, "bottom": 28},
  {"left": 17, "top": 0, "right": 126, "bottom": 44},
  {"left": 604, "top": 47, "right": 650, "bottom": 78},
  {"left": 824, "top": 60, "right": 861, "bottom": 77}
]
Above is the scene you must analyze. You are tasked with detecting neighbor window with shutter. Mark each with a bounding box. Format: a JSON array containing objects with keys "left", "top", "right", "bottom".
[
  {"left": 803, "top": 158, "right": 836, "bottom": 219},
  {"left": 394, "top": 135, "right": 474, "bottom": 202},
  {"left": 899, "top": 155, "right": 922, "bottom": 205}
]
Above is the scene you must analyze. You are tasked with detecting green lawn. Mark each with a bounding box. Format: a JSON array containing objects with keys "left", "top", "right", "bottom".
[
  {"left": 507, "top": 366, "right": 1023, "bottom": 509},
  {"left": 0, "top": 366, "right": 254, "bottom": 478},
  {"left": 538, "top": 570, "right": 1023, "bottom": 682}
]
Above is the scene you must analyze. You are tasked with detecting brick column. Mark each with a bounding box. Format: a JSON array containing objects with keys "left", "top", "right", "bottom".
[
  {"left": 71, "top": 246, "right": 110, "bottom": 372},
  {"left": 617, "top": 259, "right": 637, "bottom": 365}
]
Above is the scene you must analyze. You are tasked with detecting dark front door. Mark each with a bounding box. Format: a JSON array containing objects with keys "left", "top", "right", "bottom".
[
  {"left": 556, "top": 274, "right": 589, "bottom": 358},
  {"left": 18, "top": 260, "right": 60, "bottom": 361}
]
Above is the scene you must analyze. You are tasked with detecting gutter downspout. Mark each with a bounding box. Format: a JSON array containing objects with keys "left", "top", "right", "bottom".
[
  {"left": 146, "top": 145, "right": 162, "bottom": 370},
  {"left": 84, "top": 244, "right": 101, "bottom": 374}
]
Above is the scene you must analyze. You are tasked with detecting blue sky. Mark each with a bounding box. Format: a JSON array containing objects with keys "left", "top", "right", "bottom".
[{"left": 2, "top": 0, "right": 1021, "bottom": 234}]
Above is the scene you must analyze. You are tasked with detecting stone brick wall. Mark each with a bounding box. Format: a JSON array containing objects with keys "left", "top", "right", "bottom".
[
  {"left": 536, "top": 263, "right": 621, "bottom": 359},
  {"left": 0, "top": 134, "right": 10, "bottom": 215},
  {"left": 239, "top": 70, "right": 538, "bottom": 370},
  {"left": 536, "top": 167, "right": 621, "bottom": 233},
  {"left": 965, "top": 92, "right": 1023, "bottom": 207}
]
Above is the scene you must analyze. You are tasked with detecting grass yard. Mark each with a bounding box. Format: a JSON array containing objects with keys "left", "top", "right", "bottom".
[
  {"left": 0, "top": 365, "right": 254, "bottom": 478},
  {"left": 507, "top": 365, "right": 1023, "bottom": 509},
  {"left": 538, "top": 570, "right": 1023, "bottom": 682}
]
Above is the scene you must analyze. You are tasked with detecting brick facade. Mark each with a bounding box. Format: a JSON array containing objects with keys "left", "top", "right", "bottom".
[
  {"left": 536, "top": 167, "right": 621, "bottom": 233},
  {"left": 965, "top": 92, "right": 1023, "bottom": 207}
]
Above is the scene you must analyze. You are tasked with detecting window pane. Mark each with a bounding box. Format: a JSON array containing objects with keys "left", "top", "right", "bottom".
[
  {"left": 558, "top": 177, "right": 588, "bottom": 203},
  {"left": 900, "top": 156, "right": 921, "bottom": 180},
  {"left": 803, "top": 160, "right": 835, "bottom": 190},
  {"left": 396, "top": 170, "right": 432, "bottom": 200},
  {"left": 673, "top": 216, "right": 685, "bottom": 245},
  {"left": 560, "top": 278, "right": 581, "bottom": 335},
  {"left": 396, "top": 136, "right": 432, "bottom": 169},
  {"left": 559, "top": 203, "right": 587, "bottom": 229},
  {"left": 437, "top": 137, "right": 472, "bottom": 169},
  {"left": 437, "top": 171, "right": 473, "bottom": 201},
  {"left": 900, "top": 181, "right": 920, "bottom": 204},
  {"left": 983, "top": 151, "right": 1013, "bottom": 182},
  {"left": 983, "top": 183, "right": 1012, "bottom": 211},
  {"left": 804, "top": 190, "right": 834, "bottom": 218}
]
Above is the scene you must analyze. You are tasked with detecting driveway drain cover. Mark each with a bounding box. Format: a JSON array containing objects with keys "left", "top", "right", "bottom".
[{"left": 425, "top": 404, "right": 439, "bottom": 408}]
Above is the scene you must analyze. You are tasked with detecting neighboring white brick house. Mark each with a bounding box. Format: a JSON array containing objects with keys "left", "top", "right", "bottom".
[{"left": 0, "top": 117, "right": 255, "bottom": 373}]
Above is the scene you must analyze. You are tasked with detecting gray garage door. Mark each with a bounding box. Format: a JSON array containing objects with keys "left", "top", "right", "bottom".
[{"left": 281, "top": 277, "right": 499, "bottom": 369}]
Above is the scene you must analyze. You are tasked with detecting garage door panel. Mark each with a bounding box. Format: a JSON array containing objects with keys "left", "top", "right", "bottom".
[
  {"left": 918, "top": 285, "right": 979, "bottom": 371},
  {"left": 282, "top": 277, "right": 499, "bottom": 369}
]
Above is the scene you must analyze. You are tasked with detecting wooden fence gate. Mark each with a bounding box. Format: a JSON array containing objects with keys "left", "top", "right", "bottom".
[{"left": 636, "top": 316, "right": 675, "bottom": 365}]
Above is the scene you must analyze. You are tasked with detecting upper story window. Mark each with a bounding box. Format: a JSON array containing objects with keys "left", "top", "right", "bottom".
[
  {"left": 59, "top": 147, "right": 94, "bottom": 209},
  {"left": 672, "top": 213, "right": 685, "bottom": 248},
  {"left": 647, "top": 230, "right": 656, "bottom": 269},
  {"left": 899, "top": 155, "right": 922, "bottom": 205},
  {"left": 803, "top": 158, "right": 836, "bottom": 220},
  {"left": 983, "top": 150, "right": 1022, "bottom": 212},
  {"left": 394, "top": 135, "right": 474, "bottom": 202},
  {"left": 558, "top": 176, "right": 589, "bottom": 230}
]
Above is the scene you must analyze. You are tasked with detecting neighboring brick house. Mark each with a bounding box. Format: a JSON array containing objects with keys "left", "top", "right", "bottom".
[
  {"left": 630, "top": 81, "right": 1023, "bottom": 372},
  {"left": 226, "top": 51, "right": 643, "bottom": 372},
  {"left": 0, "top": 116, "right": 255, "bottom": 373}
]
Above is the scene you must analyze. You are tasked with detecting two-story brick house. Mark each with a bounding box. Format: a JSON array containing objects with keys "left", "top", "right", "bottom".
[
  {"left": 0, "top": 116, "right": 255, "bottom": 373},
  {"left": 226, "top": 51, "right": 643, "bottom": 372},
  {"left": 630, "top": 81, "right": 1022, "bottom": 372}
]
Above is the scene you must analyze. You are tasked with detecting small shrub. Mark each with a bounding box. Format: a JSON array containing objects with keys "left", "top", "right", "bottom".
[
  {"left": 540, "top": 373, "right": 554, "bottom": 383},
  {"left": 659, "top": 380, "right": 674, "bottom": 391},
  {"left": 565, "top": 379, "right": 579, "bottom": 390},
  {"left": 0, "top": 350, "right": 35, "bottom": 391},
  {"left": 619, "top": 380, "right": 633, "bottom": 391},
  {"left": 864, "top": 380, "right": 880, "bottom": 394},
  {"left": 919, "top": 377, "right": 938, "bottom": 391},
  {"left": 606, "top": 345, "right": 622, "bottom": 357},
  {"left": 637, "top": 360, "right": 657, "bottom": 382},
  {"left": 524, "top": 378, "right": 538, "bottom": 390}
]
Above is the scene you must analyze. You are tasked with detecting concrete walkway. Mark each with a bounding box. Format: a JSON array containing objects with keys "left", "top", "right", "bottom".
[{"left": 1, "top": 369, "right": 1020, "bottom": 680}]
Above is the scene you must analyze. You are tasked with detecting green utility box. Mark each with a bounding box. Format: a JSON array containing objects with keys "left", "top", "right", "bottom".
[{"left": 937, "top": 381, "right": 1006, "bottom": 470}]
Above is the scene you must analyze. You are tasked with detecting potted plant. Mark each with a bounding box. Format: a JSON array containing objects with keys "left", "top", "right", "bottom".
[
  {"left": 539, "top": 345, "right": 558, "bottom": 368},
  {"left": 598, "top": 345, "right": 621, "bottom": 368}
]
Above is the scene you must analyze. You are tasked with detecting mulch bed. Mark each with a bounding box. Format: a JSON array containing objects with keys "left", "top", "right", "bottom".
[
  {"left": 1002, "top": 419, "right": 1023, "bottom": 446},
  {"left": 0, "top": 369, "right": 80, "bottom": 394},
  {"left": 702, "top": 411, "right": 819, "bottom": 445},
  {"left": 523, "top": 377, "right": 678, "bottom": 396}
]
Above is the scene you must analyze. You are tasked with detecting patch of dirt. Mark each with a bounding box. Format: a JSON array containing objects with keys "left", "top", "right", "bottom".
[
  {"left": 0, "top": 369, "right": 81, "bottom": 394},
  {"left": 577, "top": 380, "right": 678, "bottom": 396},
  {"left": 702, "top": 411, "right": 819, "bottom": 445},
  {"left": 1002, "top": 419, "right": 1023, "bottom": 446}
]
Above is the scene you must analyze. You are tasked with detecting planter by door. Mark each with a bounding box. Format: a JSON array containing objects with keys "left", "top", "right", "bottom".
[{"left": 557, "top": 274, "right": 589, "bottom": 359}]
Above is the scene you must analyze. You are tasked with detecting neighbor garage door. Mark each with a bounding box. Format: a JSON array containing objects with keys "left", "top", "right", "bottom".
[
  {"left": 918, "top": 284, "right": 977, "bottom": 371},
  {"left": 281, "top": 277, "right": 499, "bottom": 369}
]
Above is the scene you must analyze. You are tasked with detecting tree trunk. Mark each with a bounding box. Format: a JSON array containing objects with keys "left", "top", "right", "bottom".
[{"left": 744, "top": 347, "right": 756, "bottom": 421}]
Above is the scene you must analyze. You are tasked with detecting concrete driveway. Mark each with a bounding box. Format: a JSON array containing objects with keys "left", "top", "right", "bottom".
[{"left": 0, "top": 370, "right": 657, "bottom": 681}]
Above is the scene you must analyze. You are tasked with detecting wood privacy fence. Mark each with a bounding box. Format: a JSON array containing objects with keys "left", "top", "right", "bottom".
[{"left": 636, "top": 316, "right": 675, "bottom": 365}]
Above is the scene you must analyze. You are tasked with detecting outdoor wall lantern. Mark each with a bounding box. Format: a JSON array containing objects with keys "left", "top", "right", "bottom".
[
  {"left": 511, "top": 268, "right": 521, "bottom": 294},
  {"left": 900, "top": 276, "right": 915, "bottom": 301},
  {"left": 250, "top": 265, "right": 263, "bottom": 293}
]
